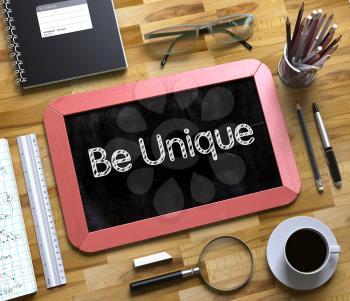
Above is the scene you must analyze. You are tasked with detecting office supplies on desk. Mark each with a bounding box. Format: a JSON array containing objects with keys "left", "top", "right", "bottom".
[
  {"left": 17, "top": 134, "right": 66, "bottom": 288},
  {"left": 130, "top": 236, "right": 253, "bottom": 292},
  {"left": 267, "top": 216, "right": 340, "bottom": 290},
  {"left": 0, "top": 0, "right": 127, "bottom": 88},
  {"left": 0, "top": 139, "right": 37, "bottom": 301},
  {"left": 296, "top": 103, "right": 323, "bottom": 192},
  {"left": 279, "top": 4, "right": 341, "bottom": 87},
  {"left": 44, "top": 60, "right": 300, "bottom": 252},
  {"left": 312, "top": 103, "right": 342, "bottom": 186}
]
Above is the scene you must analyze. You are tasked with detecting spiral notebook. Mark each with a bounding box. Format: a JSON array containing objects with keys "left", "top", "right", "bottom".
[
  {"left": 1, "top": 0, "right": 127, "bottom": 88},
  {"left": 0, "top": 139, "right": 37, "bottom": 300}
]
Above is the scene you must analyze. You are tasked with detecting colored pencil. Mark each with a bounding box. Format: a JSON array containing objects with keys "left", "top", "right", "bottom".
[
  {"left": 314, "top": 54, "right": 331, "bottom": 67},
  {"left": 320, "top": 27, "right": 336, "bottom": 49},
  {"left": 314, "top": 14, "right": 334, "bottom": 48},
  {"left": 293, "top": 62, "right": 319, "bottom": 71},
  {"left": 306, "top": 53, "right": 320, "bottom": 65},
  {"left": 286, "top": 17, "right": 292, "bottom": 59},
  {"left": 291, "top": 18, "right": 306, "bottom": 57},
  {"left": 320, "top": 35, "right": 341, "bottom": 56},
  {"left": 322, "top": 44, "right": 338, "bottom": 58},
  {"left": 301, "top": 46, "right": 322, "bottom": 63},
  {"left": 295, "top": 15, "right": 312, "bottom": 60},
  {"left": 310, "top": 12, "right": 326, "bottom": 50},
  {"left": 284, "top": 4, "right": 339, "bottom": 71},
  {"left": 291, "top": 2, "right": 304, "bottom": 45},
  {"left": 303, "top": 16, "right": 319, "bottom": 56}
]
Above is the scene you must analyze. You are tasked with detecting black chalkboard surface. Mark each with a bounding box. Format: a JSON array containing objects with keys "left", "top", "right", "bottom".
[{"left": 65, "top": 76, "right": 281, "bottom": 232}]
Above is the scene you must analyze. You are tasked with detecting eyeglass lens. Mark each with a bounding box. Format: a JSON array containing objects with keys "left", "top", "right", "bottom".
[{"left": 212, "top": 15, "right": 254, "bottom": 45}]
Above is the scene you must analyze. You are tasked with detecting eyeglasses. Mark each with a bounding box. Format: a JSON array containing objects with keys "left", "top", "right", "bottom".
[{"left": 144, "top": 14, "right": 254, "bottom": 68}]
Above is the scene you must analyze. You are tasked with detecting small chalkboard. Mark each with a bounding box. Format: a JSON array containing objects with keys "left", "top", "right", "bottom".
[{"left": 44, "top": 60, "right": 300, "bottom": 252}]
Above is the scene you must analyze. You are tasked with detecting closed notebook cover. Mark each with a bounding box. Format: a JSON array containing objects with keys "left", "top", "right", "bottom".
[{"left": 5, "top": 0, "right": 127, "bottom": 88}]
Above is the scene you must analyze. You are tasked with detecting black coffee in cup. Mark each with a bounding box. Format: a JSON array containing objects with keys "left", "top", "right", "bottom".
[{"left": 285, "top": 229, "right": 328, "bottom": 273}]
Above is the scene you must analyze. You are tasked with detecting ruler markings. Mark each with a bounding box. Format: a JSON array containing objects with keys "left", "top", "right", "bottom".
[{"left": 17, "top": 134, "right": 66, "bottom": 289}]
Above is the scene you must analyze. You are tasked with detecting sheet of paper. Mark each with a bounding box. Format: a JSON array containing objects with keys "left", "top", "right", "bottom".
[
  {"left": 36, "top": 0, "right": 93, "bottom": 38},
  {"left": 0, "top": 139, "right": 37, "bottom": 301}
]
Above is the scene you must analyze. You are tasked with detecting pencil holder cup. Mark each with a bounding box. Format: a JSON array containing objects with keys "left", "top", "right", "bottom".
[{"left": 278, "top": 45, "right": 319, "bottom": 88}]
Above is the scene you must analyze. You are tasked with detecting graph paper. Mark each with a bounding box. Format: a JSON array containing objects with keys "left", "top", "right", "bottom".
[{"left": 0, "top": 139, "right": 37, "bottom": 300}]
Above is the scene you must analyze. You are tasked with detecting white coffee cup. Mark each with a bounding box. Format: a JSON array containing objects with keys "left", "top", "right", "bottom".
[{"left": 284, "top": 227, "right": 340, "bottom": 276}]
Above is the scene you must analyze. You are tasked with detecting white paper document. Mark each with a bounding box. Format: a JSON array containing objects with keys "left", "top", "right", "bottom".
[
  {"left": 0, "top": 139, "right": 37, "bottom": 301},
  {"left": 36, "top": 0, "right": 93, "bottom": 38}
]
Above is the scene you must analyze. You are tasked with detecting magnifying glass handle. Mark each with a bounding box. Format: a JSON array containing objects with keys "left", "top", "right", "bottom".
[{"left": 130, "top": 268, "right": 200, "bottom": 291}]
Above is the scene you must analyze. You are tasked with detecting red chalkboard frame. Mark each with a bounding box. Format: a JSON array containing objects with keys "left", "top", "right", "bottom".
[{"left": 44, "top": 60, "right": 300, "bottom": 252}]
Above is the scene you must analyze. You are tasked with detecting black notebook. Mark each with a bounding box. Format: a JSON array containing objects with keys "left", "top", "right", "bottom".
[{"left": 2, "top": 0, "right": 127, "bottom": 88}]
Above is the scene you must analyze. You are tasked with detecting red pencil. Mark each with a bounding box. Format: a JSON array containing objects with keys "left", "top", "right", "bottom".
[
  {"left": 291, "top": 18, "right": 306, "bottom": 57},
  {"left": 320, "top": 30, "right": 335, "bottom": 49},
  {"left": 303, "top": 16, "right": 319, "bottom": 57},
  {"left": 307, "top": 53, "right": 320, "bottom": 65},
  {"left": 286, "top": 17, "right": 292, "bottom": 60},
  {"left": 314, "top": 14, "right": 334, "bottom": 48},
  {"left": 291, "top": 2, "right": 304, "bottom": 45},
  {"left": 295, "top": 15, "right": 312, "bottom": 60},
  {"left": 313, "top": 55, "right": 331, "bottom": 67},
  {"left": 310, "top": 12, "right": 327, "bottom": 50},
  {"left": 322, "top": 44, "right": 338, "bottom": 58},
  {"left": 320, "top": 35, "right": 342, "bottom": 56}
]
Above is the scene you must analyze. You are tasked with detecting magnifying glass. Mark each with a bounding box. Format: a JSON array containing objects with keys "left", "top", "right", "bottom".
[{"left": 130, "top": 236, "right": 254, "bottom": 292}]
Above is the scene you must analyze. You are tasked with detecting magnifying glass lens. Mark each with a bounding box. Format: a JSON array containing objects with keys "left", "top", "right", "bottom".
[{"left": 198, "top": 236, "right": 253, "bottom": 291}]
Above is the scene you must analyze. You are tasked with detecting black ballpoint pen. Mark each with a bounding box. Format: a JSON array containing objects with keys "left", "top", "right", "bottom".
[{"left": 312, "top": 102, "right": 342, "bottom": 186}]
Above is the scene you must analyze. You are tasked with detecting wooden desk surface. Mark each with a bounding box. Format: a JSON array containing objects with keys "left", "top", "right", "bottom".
[{"left": 1, "top": 0, "right": 349, "bottom": 300}]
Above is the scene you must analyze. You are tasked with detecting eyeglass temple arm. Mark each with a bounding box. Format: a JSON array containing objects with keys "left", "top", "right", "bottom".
[
  {"left": 145, "top": 19, "right": 248, "bottom": 39},
  {"left": 160, "top": 29, "right": 251, "bottom": 68},
  {"left": 212, "top": 28, "right": 252, "bottom": 50},
  {"left": 146, "top": 20, "right": 252, "bottom": 67},
  {"left": 145, "top": 30, "right": 194, "bottom": 39},
  {"left": 160, "top": 32, "right": 194, "bottom": 68}
]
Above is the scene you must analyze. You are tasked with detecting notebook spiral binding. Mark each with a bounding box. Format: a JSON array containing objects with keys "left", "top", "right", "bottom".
[{"left": 1, "top": 0, "right": 27, "bottom": 84}]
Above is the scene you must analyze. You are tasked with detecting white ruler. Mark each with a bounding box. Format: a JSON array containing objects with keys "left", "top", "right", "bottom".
[{"left": 17, "top": 134, "right": 66, "bottom": 289}]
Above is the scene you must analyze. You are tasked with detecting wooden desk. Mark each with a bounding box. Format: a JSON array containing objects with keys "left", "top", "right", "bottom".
[{"left": 0, "top": 0, "right": 349, "bottom": 300}]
